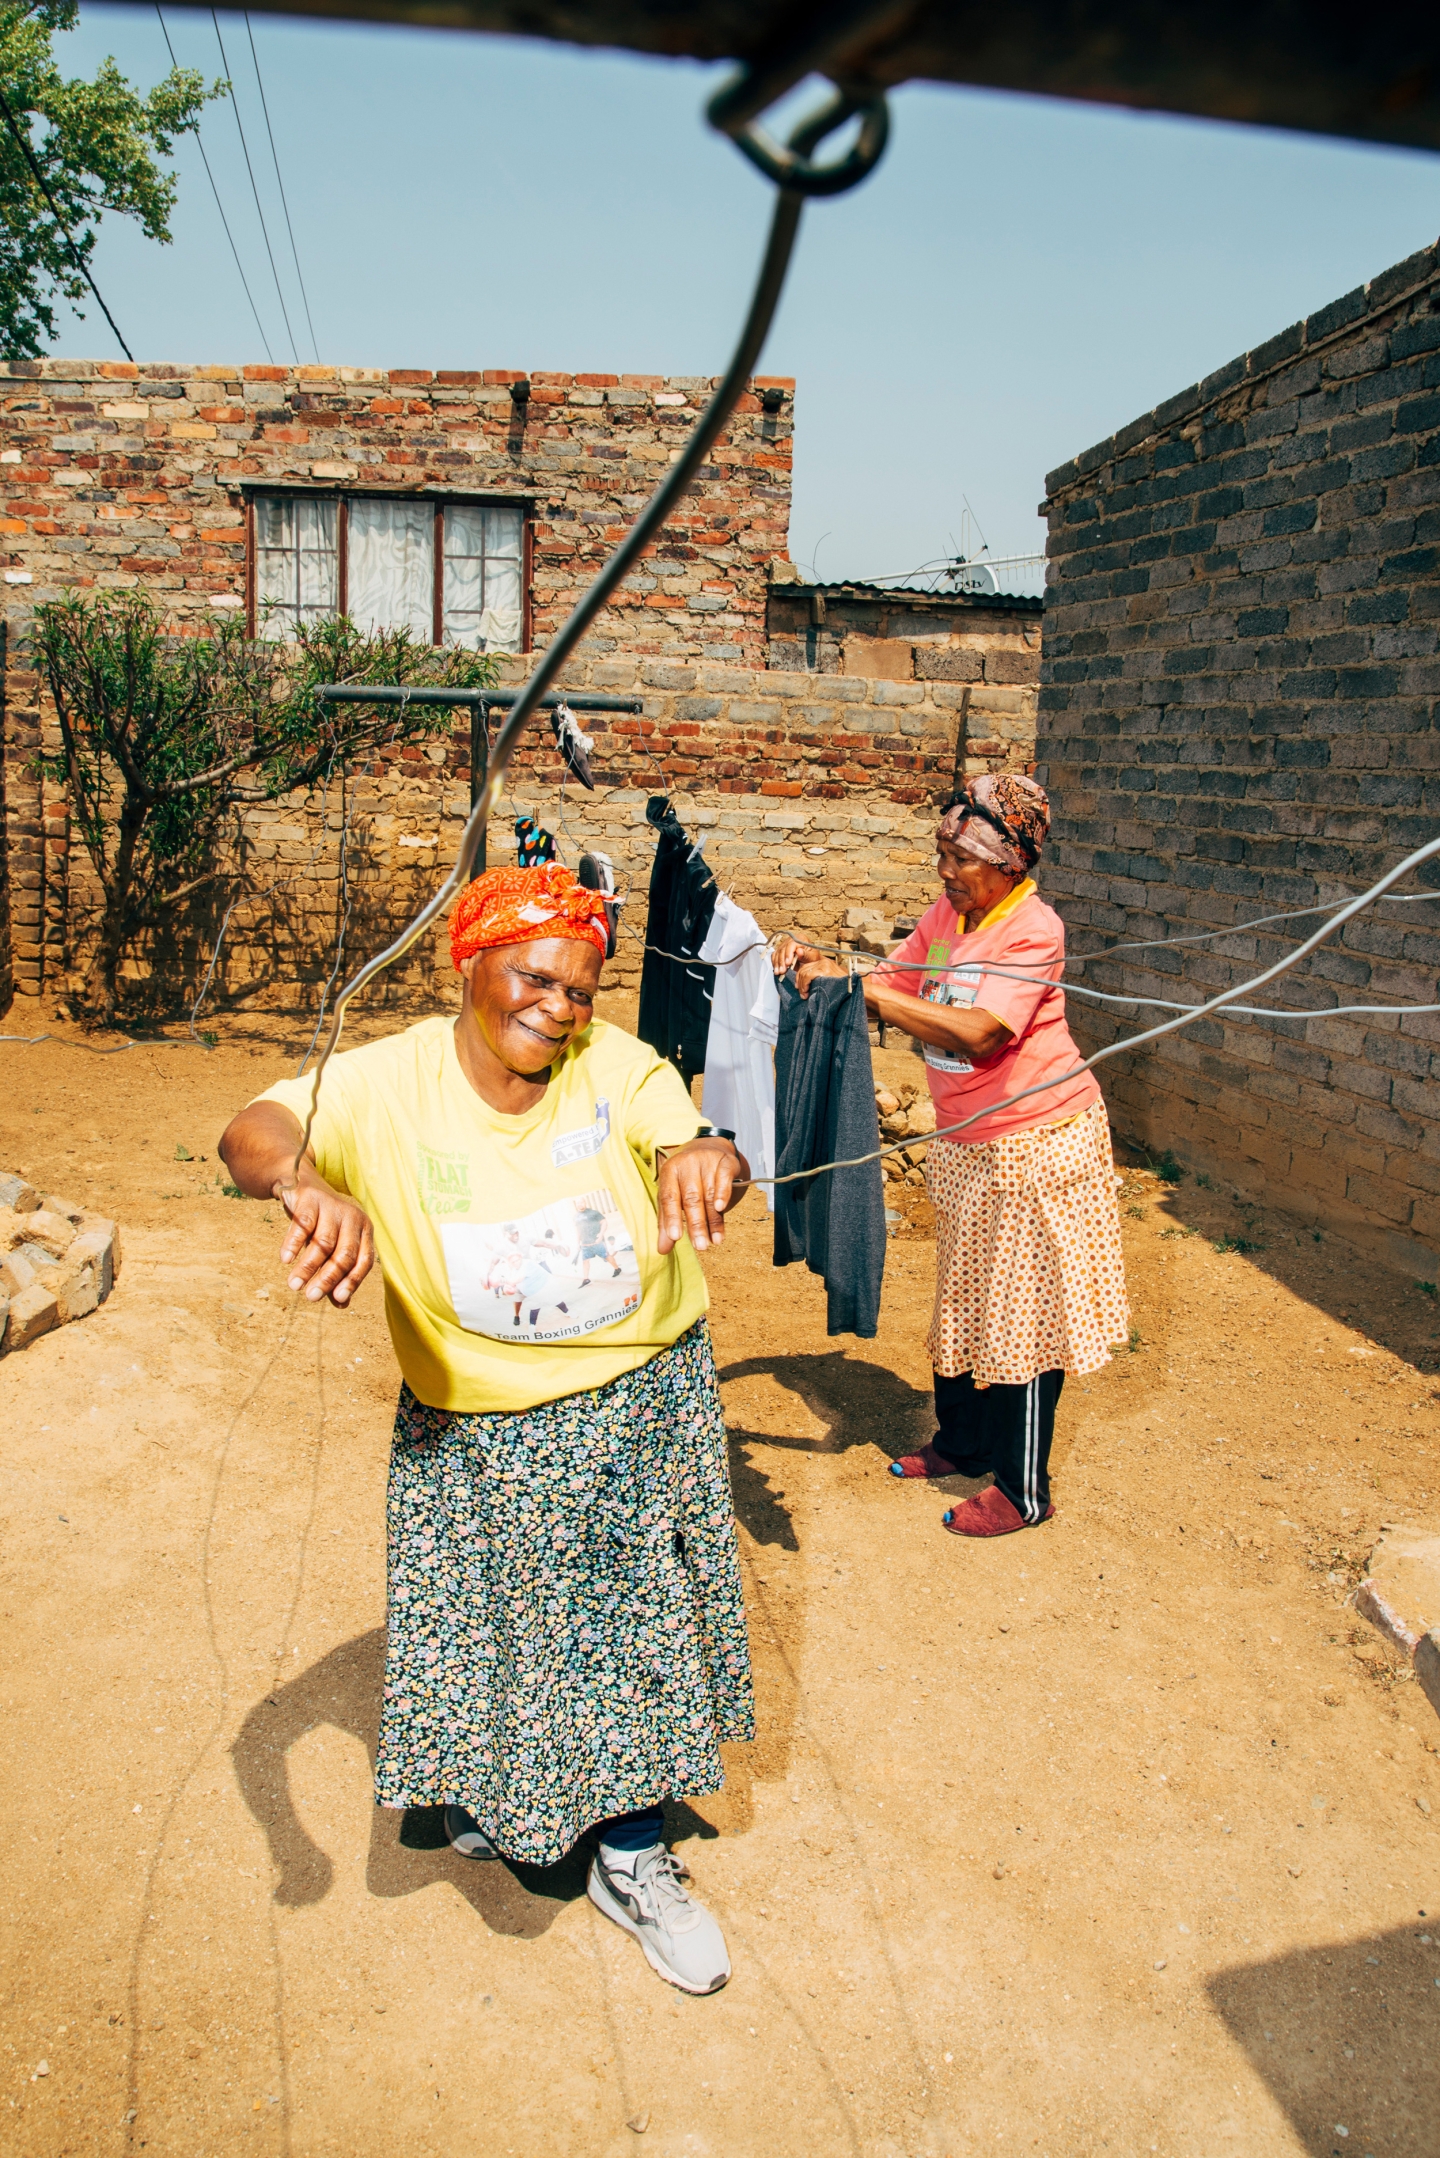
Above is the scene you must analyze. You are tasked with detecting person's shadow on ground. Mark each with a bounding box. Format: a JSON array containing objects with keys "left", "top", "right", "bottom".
[
  {"left": 1209, "top": 1925, "right": 1439, "bottom": 2153},
  {"left": 719, "top": 1349, "right": 968, "bottom": 1551},
  {"left": 231, "top": 1630, "right": 716, "bottom": 1936}
]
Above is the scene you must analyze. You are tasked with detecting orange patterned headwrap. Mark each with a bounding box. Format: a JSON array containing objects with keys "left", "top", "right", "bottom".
[{"left": 449, "top": 863, "right": 609, "bottom": 969}]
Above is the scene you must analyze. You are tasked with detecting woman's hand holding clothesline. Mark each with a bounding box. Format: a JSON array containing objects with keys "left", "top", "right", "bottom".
[
  {"left": 219, "top": 1098, "right": 376, "bottom": 1307},
  {"left": 655, "top": 1136, "right": 750, "bottom": 1255},
  {"left": 769, "top": 936, "right": 1013, "bottom": 1064}
]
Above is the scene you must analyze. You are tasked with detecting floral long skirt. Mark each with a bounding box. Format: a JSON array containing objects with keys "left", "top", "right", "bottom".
[
  {"left": 925, "top": 1099, "right": 1130, "bottom": 1387},
  {"left": 374, "top": 1319, "right": 753, "bottom": 1865}
]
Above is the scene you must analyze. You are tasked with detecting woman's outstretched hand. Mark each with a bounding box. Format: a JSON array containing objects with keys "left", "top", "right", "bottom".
[
  {"left": 219, "top": 1100, "right": 375, "bottom": 1308},
  {"left": 771, "top": 935, "right": 849, "bottom": 1000},
  {"left": 656, "top": 1137, "right": 751, "bottom": 1255},
  {"left": 277, "top": 1177, "right": 375, "bottom": 1307}
]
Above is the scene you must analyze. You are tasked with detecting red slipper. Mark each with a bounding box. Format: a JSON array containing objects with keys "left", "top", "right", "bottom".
[
  {"left": 889, "top": 1443, "right": 970, "bottom": 1480},
  {"left": 941, "top": 1486, "right": 1054, "bottom": 1537}
]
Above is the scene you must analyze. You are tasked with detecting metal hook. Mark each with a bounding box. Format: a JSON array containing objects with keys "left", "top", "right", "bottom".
[{"left": 708, "top": 74, "right": 890, "bottom": 199}]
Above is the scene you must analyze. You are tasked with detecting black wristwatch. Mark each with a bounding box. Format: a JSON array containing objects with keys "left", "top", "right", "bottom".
[{"left": 697, "top": 1124, "right": 737, "bottom": 1142}]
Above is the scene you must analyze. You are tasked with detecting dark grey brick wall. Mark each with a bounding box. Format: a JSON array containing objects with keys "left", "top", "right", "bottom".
[{"left": 1037, "top": 241, "right": 1440, "bottom": 1273}]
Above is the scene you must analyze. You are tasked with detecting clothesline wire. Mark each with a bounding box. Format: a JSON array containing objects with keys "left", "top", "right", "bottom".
[
  {"left": 748, "top": 827, "right": 1440, "bottom": 1188},
  {"left": 288, "top": 73, "right": 891, "bottom": 1178}
]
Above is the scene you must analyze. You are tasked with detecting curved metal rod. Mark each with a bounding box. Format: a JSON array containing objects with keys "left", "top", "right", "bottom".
[
  {"left": 712, "top": 79, "right": 890, "bottom": 197},
  {"left": 289, "top": 85, "right": 890, "bottom": 1177}
]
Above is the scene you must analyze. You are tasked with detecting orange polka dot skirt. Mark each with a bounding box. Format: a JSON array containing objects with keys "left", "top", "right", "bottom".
[{"left": 925, "top": 1099, "right": 1131, "bottom": 1388}]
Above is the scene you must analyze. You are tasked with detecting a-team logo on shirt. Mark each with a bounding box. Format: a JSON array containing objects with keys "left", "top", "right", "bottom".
[
  {"left": 551, "top": 1098, "right": 611, "bottom": 1167},
  {"left": 417, "top": 1144, "right": 471, "bottom": 1217}
]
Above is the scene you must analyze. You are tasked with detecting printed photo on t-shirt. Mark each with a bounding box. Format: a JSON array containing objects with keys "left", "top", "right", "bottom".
[
  {"left": 920, "top": 950, "right": 983, "bottom": 1073},
  {"left": 439, "top": 1187, "right": 640, "bottom": 1343}
]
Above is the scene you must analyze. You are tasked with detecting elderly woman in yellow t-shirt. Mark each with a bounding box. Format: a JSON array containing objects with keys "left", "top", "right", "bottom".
[{"left": 218, "top": 863, "right": 752, "bottom": 1997}]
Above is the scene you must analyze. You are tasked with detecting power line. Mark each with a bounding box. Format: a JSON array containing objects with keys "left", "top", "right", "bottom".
[
  {"left": 243, "top": 13, "right": 319, "bottom": 363},
  {"left": 210, "top": 8, "right": 298, "bottom": 363},
  {"left": 0, "top": 84, "right": 133, "bottom": 360},
  {"left": 155, "top": 7, "right": 273, "bottom": 364}
]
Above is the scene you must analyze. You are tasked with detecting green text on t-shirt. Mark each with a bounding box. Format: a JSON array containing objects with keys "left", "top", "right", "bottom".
[{"left": 417, "top": 1144, "right": 471, "bottom": 1217}]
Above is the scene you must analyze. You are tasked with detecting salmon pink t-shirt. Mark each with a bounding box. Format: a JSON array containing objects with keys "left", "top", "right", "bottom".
[{"left": 873, "top": 880, "right": 1100, "bottom": 1145}]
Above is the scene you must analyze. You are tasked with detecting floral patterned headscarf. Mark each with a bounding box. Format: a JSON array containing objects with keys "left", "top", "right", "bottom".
[
  {"left": 450, "top": 863, "right": 609, "bottom": 968},
  {"left": 937, "top": 774, "right": 1050, "bottom": 877}
]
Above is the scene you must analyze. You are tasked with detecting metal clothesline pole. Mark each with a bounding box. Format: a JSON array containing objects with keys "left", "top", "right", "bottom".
[{"left": 314, "top": 682, "right": 646, "bottom": 865}]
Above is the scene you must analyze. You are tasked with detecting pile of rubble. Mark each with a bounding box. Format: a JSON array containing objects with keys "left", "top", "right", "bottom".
[
  {"left": 0, "top": 1172, "right": 122, "bottom": 1356},
  {"left": 875, "top": 1083, "right": 937, "bottom": 1184}
]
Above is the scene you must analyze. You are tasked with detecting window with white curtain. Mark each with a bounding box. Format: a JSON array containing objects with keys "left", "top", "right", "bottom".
[
  {"left": 254, "top": 495, "right": 338, "bottom": 636},
  {"left": 442, "top": 502, "right": 524, "bottom": 651},
  {"left": 250, "top": 492, "right": 526, "bottom": 649}
]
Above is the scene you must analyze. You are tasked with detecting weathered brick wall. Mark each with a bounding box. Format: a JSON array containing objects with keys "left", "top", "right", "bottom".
[
  {"left": 0, "top": 357, "right": 1046, "bottom": 1018},
  {"left": 1037, "top": 239, "right": 1440, "bottom": 1274},
  {"left": 0, "top": 356, "right": 794, "bottom": 1006},
  {"left": 54, "top": 642, "right": 1041, "bottom": 1014}
]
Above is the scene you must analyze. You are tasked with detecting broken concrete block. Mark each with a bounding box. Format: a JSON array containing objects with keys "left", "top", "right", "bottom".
[
  {"left": 1418, "top": 1632, "right": 1440, "bottom": 1721},
  {"left": 0, "top": 1288, "right": 9, "bottom": 1353},
  {"left": 0, "top": 1206, "right": 26, "bottom": 1252},
  {"left": 57, "top": 1263, "right": 98, "bottom": 1323},
  {"left": 42, "top": 1194, "right": 84, "bottom": 1224},
  {"left": 1355, "top": 1575, "right": 1422, "bottom": 1656},
  {"left": 1358, "top": 1525, "right": 1440, "bottom": 1723},
  {"left": 0, "top": 1248, "right": 37, "bottom": 1297},
  {"left": 6, "top": 1282, "right": 58, "bottom": 1350},
  {"left": 0, "top": 1173, "right": 39, "bottom": 1213},
  {"left": 68, "top": 1226, "right": 116, "bottom": 1303},
  {"left": 78, "top": 1215, "right": 121, "bottom": 1278},
  {"left": 22, "top": 1209, "right": 75, "bottom": 1260}
]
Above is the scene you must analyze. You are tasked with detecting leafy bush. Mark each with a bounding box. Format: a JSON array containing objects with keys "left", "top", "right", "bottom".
[{"left": 33, "top": 592, "right": 496, "bottom": 1023}]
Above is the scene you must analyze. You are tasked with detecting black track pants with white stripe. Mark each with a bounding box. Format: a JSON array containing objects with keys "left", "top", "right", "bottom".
[{"left": 932, "top": 1368, "right": 1066, "bottom": 1523}]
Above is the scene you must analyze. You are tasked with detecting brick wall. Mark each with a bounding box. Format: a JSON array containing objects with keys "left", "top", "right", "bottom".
[
  {"left": 0, "top": 357, "right": 1046, "bottom": 1019},
  {"left": 53, "top": 642, "right": 1041, "bottom": 1014},
  {"left": 1038, "top": 239, "right": 1440, "bottom": 1274},
  {"left": 0, "top": 357, "right": 794, "bottom": 1004}
]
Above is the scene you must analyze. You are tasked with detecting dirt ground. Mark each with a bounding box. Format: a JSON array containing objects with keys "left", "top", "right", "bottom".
[{"left": 2, "top": 988, "right": 1439, "bottom": 2158}]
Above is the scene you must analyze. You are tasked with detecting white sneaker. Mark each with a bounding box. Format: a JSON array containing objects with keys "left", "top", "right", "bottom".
[
  {"left": 587, "top": 1842, "right": 730, "bottom": 1994},
  {"left": 444, "top": 1804, "right": 497, "bottom": 1859}
]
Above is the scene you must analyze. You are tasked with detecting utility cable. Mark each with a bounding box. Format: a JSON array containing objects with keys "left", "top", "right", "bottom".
[
  {"left": 749, "top": 828, "right": 1440, "bottom": 1187},
  {"left": 210, "top": 8, "right": 298, "bottom": 363},
  {"left": 288, "top": 79, "right": 889, "bottom": 1178},
  {"left": 155, "top": 7, "right": 273, "bottom": 363},
  {"left": 243, "top": 12, "right": 319, "bottom": 362},
  {"left": 0, "top": 84, "right": 133, "bottom": 360}
]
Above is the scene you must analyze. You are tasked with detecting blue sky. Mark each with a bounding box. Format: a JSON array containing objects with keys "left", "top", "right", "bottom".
[{"left": 48, "top": 7, "right": 1440, "bottom": 580}]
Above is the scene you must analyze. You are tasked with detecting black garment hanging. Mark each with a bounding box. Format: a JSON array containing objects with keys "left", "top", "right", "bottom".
[
  {"left": 636, "top": 795, "right": 718, "bottom": 1086},
  {"left": 771, "top": 972, "right": 887, "bottom": 1338}
]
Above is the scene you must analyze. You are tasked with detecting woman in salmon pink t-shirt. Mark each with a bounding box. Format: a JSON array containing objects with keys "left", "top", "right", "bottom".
[{"left": 773, "top": 775, "right": 1129, "bottom": 1539}]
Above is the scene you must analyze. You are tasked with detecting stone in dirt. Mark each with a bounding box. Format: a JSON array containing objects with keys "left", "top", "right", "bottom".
[
  {"left": 68, "top": 1225, "right": 118, "bottom": 1301},
  {"left": 6, "top": 1282, "right": 58, "bottom": 1351},
  {"left": 1356, "top": 1524, "right": 1440, "bottom": 1723},
  {"left": 0, "top": 1246, "right": 37, "bottom": 1297},
  {"left": 58, "top": 1265, "right": 100, "bottom": 1323},
  {"left": 22, "top": 1209, "right": 76, "bottom": 1260},
  {"left": 42, "top": 1194, "right": 84, "bottom": 1224},
  {"left": 0, "top": 1173, "right": 39, "bottom": 1214}
]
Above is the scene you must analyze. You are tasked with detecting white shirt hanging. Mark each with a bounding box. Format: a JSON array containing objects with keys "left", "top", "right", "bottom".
[{"left": 698, "top": 894, "right": 779, "bottom": 1210}]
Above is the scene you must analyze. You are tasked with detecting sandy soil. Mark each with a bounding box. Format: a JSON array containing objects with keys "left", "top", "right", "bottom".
[{"left": 2, "top": 990, "right": 1439, "bottom": 2158}]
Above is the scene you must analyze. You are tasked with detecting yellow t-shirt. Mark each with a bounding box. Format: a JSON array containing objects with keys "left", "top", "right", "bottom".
[{"left": 255, "top": 1015, "right": 707, "bottom": 1415}]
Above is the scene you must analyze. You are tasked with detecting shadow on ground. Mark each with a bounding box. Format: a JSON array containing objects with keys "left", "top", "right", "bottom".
[
  {"left": 1208, "top": 1923, "right": 1440, "bottom": 2154},
  {"left": 232, "top": 1629, "right": 598, "bottom": 1937},
  {"left": 720, "top": 1350, "right": 965, "bottom": 1552}
]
